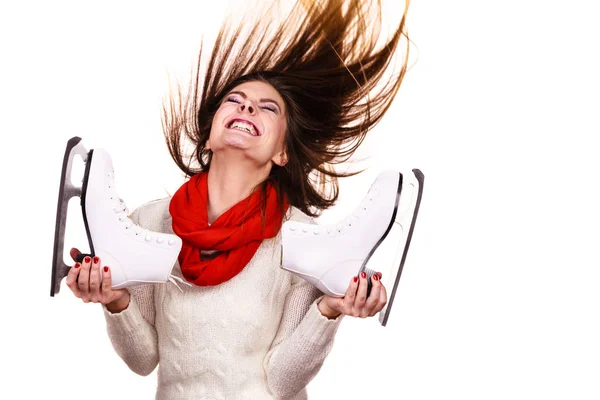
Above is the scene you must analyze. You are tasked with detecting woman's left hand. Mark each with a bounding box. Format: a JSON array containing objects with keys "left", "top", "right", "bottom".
[{"left": 318, "top": 271, "right": 387, "bottom": 319}]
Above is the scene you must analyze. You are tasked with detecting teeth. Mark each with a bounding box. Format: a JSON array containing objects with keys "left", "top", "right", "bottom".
[{"left": 230, "top": 121, "right": 257, "bottom": 135}]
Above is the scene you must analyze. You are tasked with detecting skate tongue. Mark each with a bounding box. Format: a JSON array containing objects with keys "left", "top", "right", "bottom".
[{"left": 168, "top": 275, "right": 193, "bottom": 292}]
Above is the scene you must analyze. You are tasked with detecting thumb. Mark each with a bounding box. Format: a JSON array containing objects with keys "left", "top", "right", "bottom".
[{"left": 69, "top": 248, "right": 81, "bottom": 262}]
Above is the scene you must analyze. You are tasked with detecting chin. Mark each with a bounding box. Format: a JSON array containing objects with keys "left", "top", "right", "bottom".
[{"left": 222, "top": 137, "right": 253, "bottom": 150}]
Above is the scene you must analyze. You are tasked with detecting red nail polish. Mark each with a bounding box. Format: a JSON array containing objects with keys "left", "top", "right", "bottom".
[
  {"left": 373, "top": 274, "right": 379, "bottom": 281},
  {"left": 93, "top": 256, "right": 99, "bottom": 264},
  {"left": 104, "top": 266, "right": 109, "bottom": 273},
  {"left": 353, "top": 276, "right": 358, "bottom": 283},
  {"left": 74, "top": 263, "right": 80, "bottom": 269},
  {"left": 84, "top": 256, "right": 91, "bottom": 263},
  {"left": 361, "top": 272, "right": 366, "bottom": 279}
]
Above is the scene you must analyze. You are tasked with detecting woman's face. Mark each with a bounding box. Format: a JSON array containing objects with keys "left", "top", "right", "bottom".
[{"left": 208, "top": 80, "right": 288, "bottom": 167}]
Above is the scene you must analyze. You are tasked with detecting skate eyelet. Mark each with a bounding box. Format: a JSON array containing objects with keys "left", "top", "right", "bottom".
[
  {"left": 145, "top": 235, "right": 152, "bottom": 241},
  {"left": 157, "top": 237, "right": 164, "bottom": 243},
  {"left": 168, "top": 239, "right": 175, "bottom": 245}
]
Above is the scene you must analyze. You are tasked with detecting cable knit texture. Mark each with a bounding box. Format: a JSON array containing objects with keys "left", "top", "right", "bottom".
[{"left": 103, "top": 197, "right": 343, "bottom": 399}]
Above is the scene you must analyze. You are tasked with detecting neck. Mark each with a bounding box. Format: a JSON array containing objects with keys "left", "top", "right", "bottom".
[{"left": 206, "top": 153, "right": 271, "bottom": 224}]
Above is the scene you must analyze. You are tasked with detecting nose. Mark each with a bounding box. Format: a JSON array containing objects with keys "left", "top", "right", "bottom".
[{"left": 238, "top": 99, "right": 256, "bottom": 115}]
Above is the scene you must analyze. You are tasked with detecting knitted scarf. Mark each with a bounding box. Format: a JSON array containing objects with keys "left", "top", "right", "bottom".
[{"left": 169, "top": 172, "right": 287, "bottom": 286}]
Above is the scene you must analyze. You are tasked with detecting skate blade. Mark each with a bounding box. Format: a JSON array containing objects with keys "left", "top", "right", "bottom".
[
  {"left": 50, "top": 137, "right": 90, "bottom": 296},
  {"left": 378, "top": 169, "right": 424, "bottom": 326}
]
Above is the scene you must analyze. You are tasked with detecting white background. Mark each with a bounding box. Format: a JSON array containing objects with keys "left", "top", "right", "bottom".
[{"left": 1, "top": 0, "right": 599, "bottom": 399}]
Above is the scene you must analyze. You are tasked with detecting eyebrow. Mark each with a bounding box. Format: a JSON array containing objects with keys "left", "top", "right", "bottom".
[{"left": 227, "top": 90, "right": 282, "bottom": 112}]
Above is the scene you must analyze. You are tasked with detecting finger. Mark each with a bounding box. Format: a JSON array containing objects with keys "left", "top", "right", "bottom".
[
  {"left": 101, "top": 265, "right": 115, "bottom": 304},
  {"left": 78, "top": 255, "right": 92, "bottom": 301},
  {"left": 70, "top": 248, "right": 81, "bottom": 263},
  {"left": 88, "top": 256, "right": 101, "bottom": 302},
  {"left": 378, "top": 279, "right": 388, "bottom": 312},
  {"left": 341, "top": 275, "right": 359, "bottom": 315},
  {"left": 363, "top": 274, "right": 382, "bottom": 317},
  {"left": 65, "top": 262, "right": 82, "bottom": 298},
  {"left": 377, "top": 272, "right": 382, "bottom": 279},
  {"left": 353, "top": 271, "right": 369, "bottom": 316}
]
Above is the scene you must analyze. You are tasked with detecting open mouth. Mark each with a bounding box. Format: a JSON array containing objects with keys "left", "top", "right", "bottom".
[{"left": 226, "top": 118, "right": 260, "bottom": 136}]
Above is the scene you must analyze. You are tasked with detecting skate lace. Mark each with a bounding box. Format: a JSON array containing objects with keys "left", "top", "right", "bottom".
[
  {"left": 168, "top": 274, "right": 193, "bottom": 292},
  {"left": 290, "top": 176, "right": 380, "bottom": 235},
  {"left": 107, "top": 173, "right": 188, "bottom": 290},
  {"left": 329, "top": 186, "right": 377, "bottom": 234},
  {"left": 113, "top": 200, "right": 136, "bottom": 229},
  {"left": 295, "top": 189, "right": 375, "bottom": 235},
  {"left": 112, "top": 199, "right": 179, "bottom": 245},
  {"left": 113, "top": 200, "right": 146, "bottom": 234},
  {"left": 114, "top": 199, "right": 192, "bottom": 292}
]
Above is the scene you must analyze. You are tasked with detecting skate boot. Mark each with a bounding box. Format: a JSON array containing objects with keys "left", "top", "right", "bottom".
[
  {"left": 280, "top": 169, "right": 424, "bottom": 326},
  {"left": 50, "top": 137, "right": 184, "bottom": 296}
]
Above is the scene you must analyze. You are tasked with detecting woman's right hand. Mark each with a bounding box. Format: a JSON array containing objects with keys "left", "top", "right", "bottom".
[{"left": 66, "top": 247, "right": 130, "bottom": 313}]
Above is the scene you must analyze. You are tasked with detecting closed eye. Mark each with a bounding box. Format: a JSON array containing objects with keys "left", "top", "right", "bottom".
[
  {"left": 225, "top": 95, "right": 278, "bottom": 113},
  {"left": 261, "top": 105, "right": 277, "bottom": 112},
  {"left": 226, "top": 96, "right": 241, "bottom": 103}
]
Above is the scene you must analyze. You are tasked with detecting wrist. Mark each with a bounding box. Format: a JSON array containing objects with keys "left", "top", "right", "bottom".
[
  {"left": 318, "top": 297, "right": 342, "bottom": 319},
  {"left": 106, "top": 292, "right": 130, "bottom": 314}
]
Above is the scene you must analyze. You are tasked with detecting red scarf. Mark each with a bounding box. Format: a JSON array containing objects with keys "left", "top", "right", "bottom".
[{"left": 169, "top": 172, "right": 287, "bottom": 286}]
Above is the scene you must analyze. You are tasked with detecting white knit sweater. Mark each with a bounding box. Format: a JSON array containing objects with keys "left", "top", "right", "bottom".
[{"left": 102, "top": 197, "right": 343, "bottom": 399}]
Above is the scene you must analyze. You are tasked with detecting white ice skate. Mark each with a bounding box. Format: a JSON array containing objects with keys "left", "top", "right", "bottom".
[
  {"left": 280, "top": 169, "right": 424, "bottom": 326},
  {"left": 50, "top": 137, "right": 184, "bottom": 296}
]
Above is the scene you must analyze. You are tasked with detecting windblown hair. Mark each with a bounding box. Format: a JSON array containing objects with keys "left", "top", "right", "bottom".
[{"left": 163, "top": 0, "right": 411, "bottom": 217}]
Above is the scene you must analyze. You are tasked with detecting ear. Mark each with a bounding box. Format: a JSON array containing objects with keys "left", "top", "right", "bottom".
[
  {"left": 271, "top": 149, "right": 288, "bottom": 167},
  {"left": 205, "top": 140, "right": 211, "bottom": 150}
]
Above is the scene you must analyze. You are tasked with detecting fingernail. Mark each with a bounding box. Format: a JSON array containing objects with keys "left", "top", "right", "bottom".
[
  {"left": 84, "top": 256, "right": 91, "bottom": 263},
  {"left": 377, "top": 272, "right": 383, "bottom": 278},
  {"left": 93, "top": 256, "right": 99, "bottom": 264},
  {"left": 353, "top": 276, "right": 358, "bottom": 283},
  {"left": 103, "top": 266, "right": 109, "bottom": 273},
  {"left": 373, "top": 274, "right": 379, "bottom": 281},
  {"left": 74, "top": 263, "right": 80, "bottom": 269},
  {"left": 361, "top": 272, "right": 366, "bottom": 279}
]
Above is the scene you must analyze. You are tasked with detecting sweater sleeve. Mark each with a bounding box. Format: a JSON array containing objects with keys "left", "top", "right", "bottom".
[
  {"left": 101, "top": 206, "right": 159, "bottom": 376},
  {"left": 263, "top": 273, "right": 344, "bottom": 399}
]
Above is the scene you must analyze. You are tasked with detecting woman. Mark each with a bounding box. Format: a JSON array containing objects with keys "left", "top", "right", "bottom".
[{"left": 67, "top": 0, "right": 410, "bottom": 398}]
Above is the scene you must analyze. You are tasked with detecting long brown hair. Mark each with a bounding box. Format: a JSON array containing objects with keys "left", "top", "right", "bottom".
[{"left": 163, "top": 0, "right": 411, "bottom": 217}]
